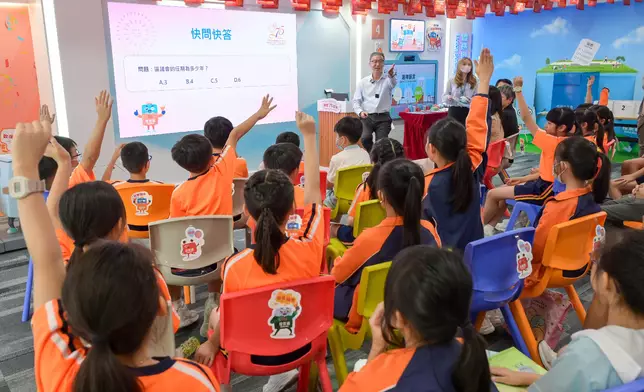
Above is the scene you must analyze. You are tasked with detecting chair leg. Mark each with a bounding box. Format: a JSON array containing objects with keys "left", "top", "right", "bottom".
[
  {"left": 500, "top": 304, "right": 530, "bottom": 357},
  {"left": 508, "top": 300, "right": 541, "bottom": 366},
  {"left": 21, "top": 258, "right": 33, "bottom": 323},
  {"left": 184, "top": 286, "right": 191, "bottom": 304},
  {"left": 317, "top": 357, "right": 334, "bottom": 392},
  {"left": 296, "top": 362, "right": 311, "bottom": 392},
  {"left": 307, "top": 361, "right": 320, "bottom": 392},
  {"left": 565, "top": 285, "right": 587, "bottom": 325},
  {"left": 474, "top": 312, "right": 485, "bottom": 331},
  {"left": 327, "top": 325, "right": 349, "bottom": 387},
  {"left": 505, "top": 205, "right": 520, "bottom": 232}
]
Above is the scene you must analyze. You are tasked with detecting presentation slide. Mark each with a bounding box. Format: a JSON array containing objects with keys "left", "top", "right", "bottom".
[
  {"left": 390, "top": 19, "right": 425, "bottom": 52},
  {"left": 390, "top": 62, "right": 437, "bottom": 119},
  {"left": 106, "top": 3, "right": 298, "bottom": 138}
]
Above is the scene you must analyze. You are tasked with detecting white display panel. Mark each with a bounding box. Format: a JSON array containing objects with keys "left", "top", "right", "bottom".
[{"left": 106, "top": 2, "right": 298, "bottom": 138}]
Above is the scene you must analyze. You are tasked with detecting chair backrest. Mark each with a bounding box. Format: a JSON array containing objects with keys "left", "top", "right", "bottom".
[
  {"left": 232, "top": 178, "right": 247, "bottom": 216},
  {"left": 486, "top": 139, "right": 506, "bottom": 169},
  {"left": 357, "top": 262, "right": 392, "bottom": 318},
  {"left": 116, "top": 183, "right": 175, "bottom": 231},
  {"left": 219, "top": 275, "right": 335, "bottom": 356},
  {"left": 149, "top": 215, "right": 234, "bottom": 270},
  {"left": 541, "top": 212, "right": 607, "bottom": 271},
  {"left": 334, "top": 164, "right": 373, "bottom": 201},
  {"left": 353, "top": 199, "right": 386, "bottom": 238},
  {"left": 295, "top": 170, "right": 328, "bottom": 200},
  {"left": 463, "top": 228, "right": 536, "bottom": 292}
]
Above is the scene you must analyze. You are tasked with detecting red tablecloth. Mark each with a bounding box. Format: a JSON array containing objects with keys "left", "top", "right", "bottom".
[{"left": 399, "top": 111, "right": 448, "bottom": 160}]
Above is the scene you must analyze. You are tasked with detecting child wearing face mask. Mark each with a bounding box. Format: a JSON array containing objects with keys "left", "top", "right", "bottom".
[
  {"left": 443, "top": 57, "right": 478, "bottom": 125},
  {"left": 324, "top": 116, "right": 371, "bottom": 208}
]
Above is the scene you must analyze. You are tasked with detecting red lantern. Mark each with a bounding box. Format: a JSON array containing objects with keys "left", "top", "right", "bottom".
[
  {"left": 587, "top": 0, "right": 596, "bottom": 5},
  {"left": 525, "top": 0, "right": 534, "bottom": 7},
  {"left": 533, "top": 0, "right": 541, "bottom": 11},
  {"left": 606, "top": 0, "right": 614, "bottom": 3},
  {"left": 510, "top": 1, "right": 525, "bottom": 13},
  {"left": 456, "top": 0, "right": 467, "bottom": 14},
  {"left": 474, "top": 2, "right": 487, "bottom": 15},
  {"left": 576, "top": 0, "right": 584, "bottom": 9},
  {"left": 557, "top": 0, "right": 565, "bottom": 6},
  {"left": 257, "top": 0, "right": 278, "bottom": 8},
  {"left": 435, "top": 0, "right": 446, "bottom": 13},
  {"left": 184, "top": 0, "right": 204, "bottom": 3},
  {"left": 225, "top": 0, "right": 243, "bottom": 6},
  {"left": 623, "top": 0, "right": 631, "bottom": 4},
  {"left": 543, "top": 0, "right": 553, "bottom": 9},
  {"left": 447, "top": 0, "right": 460, "bottom": 8}
]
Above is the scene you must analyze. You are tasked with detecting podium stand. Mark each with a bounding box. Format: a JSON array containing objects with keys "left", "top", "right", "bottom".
[{"left": 317, "top": 99, "right": 357, "bottom": 167}]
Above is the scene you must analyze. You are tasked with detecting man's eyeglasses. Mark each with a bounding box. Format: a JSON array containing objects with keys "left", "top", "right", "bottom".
[
  {"left": 71, "top": 152, "right": 82, "bottom": 160},
  {"left": 370, "top": 59, "right": 385, "bottom": 64},
  {"left": 149, "top": 154, "right": 153, "bottom": 161}
]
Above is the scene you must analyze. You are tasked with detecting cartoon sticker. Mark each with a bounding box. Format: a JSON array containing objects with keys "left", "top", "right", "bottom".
[
  {"left": 362, "top": 171, "right": 370, "bottom": 182},
  {"left": 134, "top": 103, "right": 166, "bottom": 131},
  {"left": 591, "top": 225, "right": 606, "bottom": 263},
  {"left": 180, "top": 226, "right": 205, "bottom": 261},
  {"left": 231, "top": 182, "right": 235, "bottom": 196},
  {"left": 131, "top": 191, "right": 153, "bottom": 216},
  {"left": 298, "top": 175, "right": 305, "bottom": 188},
  {"left": 0, "top": 129, "right": 15, "bottom": 153},
  {"left": 268, "top": 289, "right": 302, "bottom": 339},
  {"left": 516, "top": 239, "right": 533, "bottom": 279},
  {"left": 286, "top": 214, "right": 302, "bottom": 231}
]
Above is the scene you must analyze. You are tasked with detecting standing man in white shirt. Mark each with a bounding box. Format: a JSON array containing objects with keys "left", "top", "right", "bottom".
[{"left": 352, "top": 52, "right": 397, "bottom": 152}]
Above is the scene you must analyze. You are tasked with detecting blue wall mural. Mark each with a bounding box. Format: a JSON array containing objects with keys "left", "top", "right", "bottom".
[{"left": 473, "top": 3, "right": 644, "bottom": 126}]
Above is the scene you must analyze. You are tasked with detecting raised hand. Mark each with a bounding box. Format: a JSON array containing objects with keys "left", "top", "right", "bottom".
[
  {"left": 587, "top": 75, "right": 595, "bottom": 87},
  {"left": 13, "top": 121, "right": 53, "bottom": 174},
  {"left": 474, "top": 48, "right": 494, "bottom": 83},
  {"left": 39, "top": 104, "right": 56, "bottom": 125},
  {"left": 256, "top": 94, "right": 277, "bottom": 120},
  {"left": 513, "top": 76, "right": 524, "bottom": 88},
  {"left": 44, "top": 137, "right": 71, "bottom": 164},
  {"left": 388, "top": 64, "right": 396, "bottom": 78},
  {"left": 95, "top": 90, "right": 114, "bottom": 122},
  {"left": 295, "top": 111, "right": 316, "bottom": 135}
]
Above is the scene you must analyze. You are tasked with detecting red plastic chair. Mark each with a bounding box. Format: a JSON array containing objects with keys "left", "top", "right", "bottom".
[
  {"left": 214, "top": 276, "right": 335, "bottom": 392},
  {"left": 296, "top": 207, "right": 331, "bottom": 273},
  {"left": 295, "top": 170, "right": 328, "bottom": 201},
  {"left": 483, "top": 139, "right": 507, "bottom": 190}
]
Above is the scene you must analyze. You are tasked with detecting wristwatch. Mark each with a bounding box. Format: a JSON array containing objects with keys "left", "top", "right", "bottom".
[
  {"left": 8, "top": 176, "right": 46, "bottom": 199},
  {"left": 513, "top": 87, "right": 523, "bottom": 93}
]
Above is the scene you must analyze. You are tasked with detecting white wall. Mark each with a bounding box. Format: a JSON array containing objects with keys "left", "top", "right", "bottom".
[{"left": 27, "top": 0, "right": 54, "bottom": 112}]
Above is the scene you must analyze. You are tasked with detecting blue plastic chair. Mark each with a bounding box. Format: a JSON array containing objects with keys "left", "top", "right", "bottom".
[
  {"left": 464, "top": 227, "right": 535, "bottom": 357},
  {"left": 21, "top": 191, "right": 48, "bottom": 322},
  {"left": 603, "top": 379, "right": 644, "bottom": 392},
  {"left": 505, "top": 200, "right": 542, "bottom": 232}
]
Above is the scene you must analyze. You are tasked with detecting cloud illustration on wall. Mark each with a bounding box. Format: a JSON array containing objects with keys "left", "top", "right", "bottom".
[
  {"left": 613, "top": 26, "right": 644, "bottom": 49},
  {"left": 497, "top": 54, "right": 522, "bottom": 69},
  {"left": 530, "top": 17, "right": 569, "bottom": 38}
]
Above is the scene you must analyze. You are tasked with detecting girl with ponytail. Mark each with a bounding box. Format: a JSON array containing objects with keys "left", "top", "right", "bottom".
[
  {"left": 423, "top": 47, "right": 495, "bottom": 250},
  {"left": 589, "top": 105, "right": 616, "bottom": 154},
  {"left": 333, "top": 138, "right": 404, "bottom": 244},
  {"left": 13, "top": 121, "right": 218, "bottom": 392},
  {"left": 340, "top": 246, "right": 493, "bottom": 392},
  {"left": 331, "top": 159, "right": 441, "bottom": 333}
]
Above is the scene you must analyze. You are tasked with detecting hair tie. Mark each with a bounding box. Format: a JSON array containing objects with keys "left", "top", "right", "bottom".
[{"left": 593, "top": 155, "right": 603, "bottom": 181}]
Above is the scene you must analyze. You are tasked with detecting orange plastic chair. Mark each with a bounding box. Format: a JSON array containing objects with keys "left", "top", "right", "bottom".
[
  {"left": 623, "top": 221, "right": 643, "bottom": 230},
  {"left": 213, "top": 276, "right": 335, "bottom": 392},
  {"left": 509, "top": 211, "right": 607, "bottom": 365},
  {"left": 483, "top": 139, "right": 506, "bottom": 190},
  {"left": 295, "top": 170, "right": 328, "bottom": 200},
  {"left": 116, "top": 183, "right": 175, "bottom": 239}
]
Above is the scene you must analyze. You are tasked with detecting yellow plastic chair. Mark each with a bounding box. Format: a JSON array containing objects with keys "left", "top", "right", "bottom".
[
  {"left": 330, "top": 164, "right": 373, "bottom": 220},
  {"left": 326, "top": 199, "right": 386, "bottom": 266},
  {"left": 327, "top": 261, "right": 391, "bottom": 386}
]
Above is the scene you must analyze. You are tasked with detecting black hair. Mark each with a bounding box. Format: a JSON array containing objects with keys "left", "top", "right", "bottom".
[
  {"left": 378, "top": 159, "right": 424, "bottom": 247},
  {"left": 495, "top": 78, "right": 513, "bottom": 87},
  {"left": 263, "top": 143, "right": 303, "bottom": 176},
  {"left": 38, "top": 135, "right": 78, "bottom": 181},
  {"left": 365, "top": 138, "right": 404, "bottom": 199},
  {"left": 55, "top": 136, "right": 77, "bottom": 154},
  {"left": 384, "top": 246, "right": 491, "bottom": 392},
  {"left": 275, "top": 131, "right": 300, "bottom": 148},
  {"left": 555, "top": 136, "right": 610, "bottom": 203},
  {"left": 334, "top": 117, "right": 362, "bottom": 144},
  {"left": 204, "top": 116, "right": 233, "bottom": 149},
  {"left": 574, "top": 104, "right": 593, "bottom": 133},
  {"left": 120, "top": 142, "right": 150, "bottom": 174},
  {"left": 59, "top": 182, "right": 127, "bottom": 266},
  {"left": 498, "top": 84, "right": 515, "bottom": 105},
  {"left": 64, "top": 242, "right": 159, "bottom": 392},
  {"left": 596, "top": 231, "right": 644, "bottom": 316},
  {"left": 488, "top": 86, "right": 503, "bottom": 118},
  {"left": 427, "top": 118, "right": 474, "bottom": 213},
  {"left": 244, "top": 170, "right": 294, "bottom": 275},
  {"left": 589, "top": 105, "right": 616, "bottom": 150},
  {"left": 546, "top": 107, "right": 576, "bottom": 135},
  {"left": 171, "top": 134, "right": 213, "bottom": 174},
  {"left": 578, "top": 109, "right": 603, "bottom": 140}
]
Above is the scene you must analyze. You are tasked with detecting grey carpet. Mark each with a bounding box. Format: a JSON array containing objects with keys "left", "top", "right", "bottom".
[{"left": 0, "top": 152, "right": 623, "bottom": 391}]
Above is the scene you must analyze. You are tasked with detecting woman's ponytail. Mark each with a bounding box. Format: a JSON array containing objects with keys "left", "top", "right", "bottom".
[
  {"left": 402, "top": 176, "right": 422, "bottom": 248},
  {"left": 452, "top": 322, "right": 492, "bottom": 392},
  {"left": 592, "top": 152, "right": 611, "bottom": 204},
  {"left": 452, "top": 149, "right": 474, "bottom": 213},
  {"left": 73, "top": 341, "right": 141, "bottom": 392},
  {"left": 255, "top": 207, "right": 286, "bottom": 275}
]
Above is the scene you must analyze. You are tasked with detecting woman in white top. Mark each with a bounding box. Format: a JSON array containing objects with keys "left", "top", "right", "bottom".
[{"left": 443, "top": 57, "right": 478, "bottom": 125}]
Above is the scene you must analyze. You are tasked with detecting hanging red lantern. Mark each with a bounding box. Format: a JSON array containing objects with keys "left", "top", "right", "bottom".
[
  {"left": 510, "top": 1, "right": 525, "bottom": 13},
  {"left": 447, "top": 0, "right": 460, "bottom": 8},
  {"left": 533, "top": 0, "right": 541, "bottom": 11},
  {"left": 543, "top": 0, "right": 553, "bottom": 9},
  {"left": 606, "top": 0, "right": 614, "bottom": 3},
  {"left": 435, "top": 0, "right": 446, "bottom": 13},
  {"left": 456, "top": 0, "right": 467, "bottom": 15},
  {"left": 474, "top": 2, "right": 487, "bottom": 15},
  {"left": 623, "top": 0, "right": 630, "bottom": 4},
  {"left": 587, "top": 0, "right": 596, "bottom": 5},
  {"left": 557, "top": 0, "right": 565, "bottom": 6},
  {"left": 291, "top": 0, "right": 311, "bottom": 11},
  {"left": 525, "top": 0, "right": 534, "bottom": 7},
  {"left": 225, "top": 0, "right": 243, "bottom": 6},
  {"left": 576, "top": 0, "right": 584, "bottom": 9},
  {"left": 184, "top": 0, "right": 204, "bottom": 4},
  {"left": 257, "top": 0, "right": 279, "bottom": 8}
]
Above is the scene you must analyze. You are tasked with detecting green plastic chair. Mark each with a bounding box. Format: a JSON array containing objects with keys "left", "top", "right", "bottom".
[
  {"left": 327, "top": 262, "right": 391, "bottom": 386},
  {"left": 326, "top": 199, "right": 387, "bottom": 266},
  {"left": 330, "top": 164, "right": 373, "bottom": 220}
]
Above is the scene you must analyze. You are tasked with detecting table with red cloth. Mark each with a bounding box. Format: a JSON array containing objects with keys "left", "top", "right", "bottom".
[{"left": 399, "top": 111, "right": 448, "bottom": 160}]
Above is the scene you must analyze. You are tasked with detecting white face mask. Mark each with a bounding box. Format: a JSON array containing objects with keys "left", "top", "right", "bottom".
[{"left": 460, "top": 65, "right": 472, "bottom": 74}]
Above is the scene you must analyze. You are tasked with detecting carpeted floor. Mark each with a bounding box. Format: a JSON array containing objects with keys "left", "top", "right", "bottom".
[{"left": 0, "top": 145, "right": 626, "bottom": 392}]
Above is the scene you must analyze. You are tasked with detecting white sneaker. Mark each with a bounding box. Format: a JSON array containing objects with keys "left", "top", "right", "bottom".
[
  {"left": 483, "top": 225, "right": 496, "bottom": 237},
  {"left": 495, "top": 220, "right": 509, "bottom": 232},
  {"left": 263, "top": 369, "right": 299, "bottom": 392},
  {"left": 173, "top": 299, "right": 199, "bottom": 329},
  {"left": 538, "top": 340, "right": 557, "bottom": 370},
  {"left": 488, "top": 309, "right": 505, "bottom": 327},
  {"left": 479, "top": 317, "right": 495, "bottom": 335}
]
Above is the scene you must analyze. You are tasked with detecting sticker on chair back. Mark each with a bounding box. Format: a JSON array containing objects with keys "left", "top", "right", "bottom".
[
  {"left": 180, "top": 226, "right": 205, "bottom": 261},
  {"left": 286, "top": 214, "right": 302, "bottom": 231},
  {"left": 268, "top": 289, "right": 302, "bottom": 339},
  {"left": 362, "top": 171, "right": 370, "bottom": 182},
  {"left": 516, "top": 239, "right": 533, "bottom": 279},
  {"left": 299, "top": 175, "right": 305, "bottom": 188},
  {"left": 591, "top": 225, "right": 606, "bottom": 263},
  {"left": 131, "top": 191, "right": 153, "bottom": 216}
]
